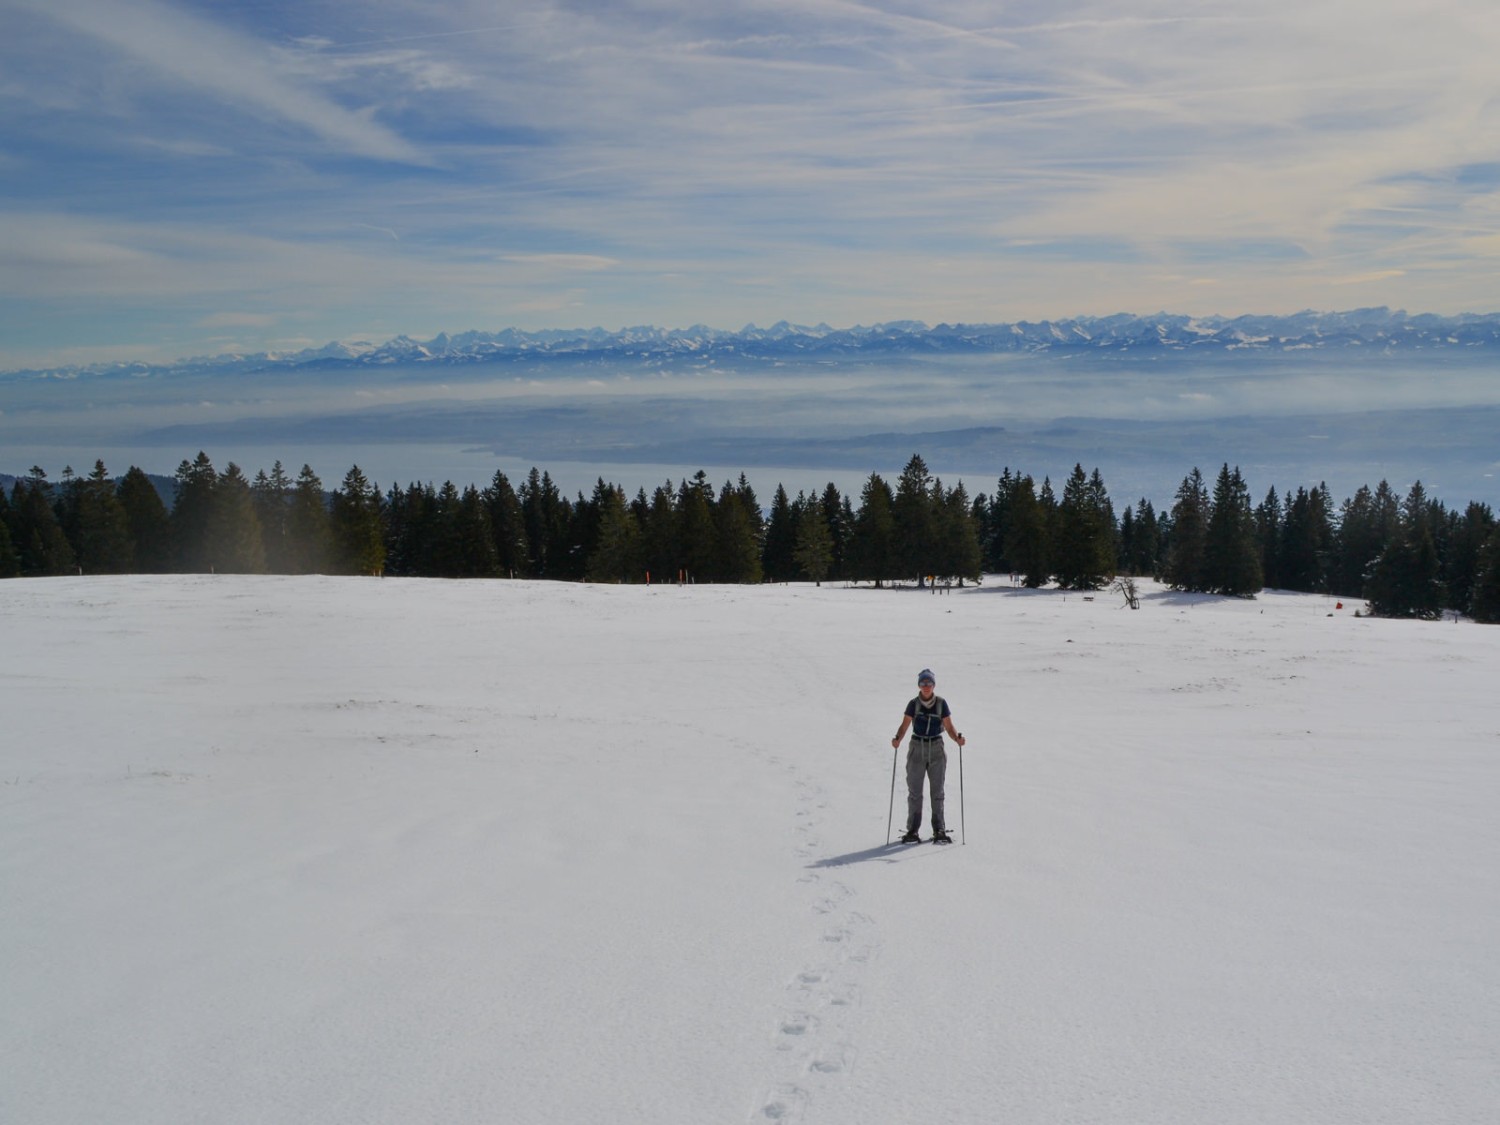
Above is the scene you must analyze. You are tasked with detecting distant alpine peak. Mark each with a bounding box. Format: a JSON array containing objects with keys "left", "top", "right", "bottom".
[{"left": 11, "top": 307, "right": 1500, "bottom": 380}]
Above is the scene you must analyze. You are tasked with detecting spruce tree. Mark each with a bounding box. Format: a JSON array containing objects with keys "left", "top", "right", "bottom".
[
  {"left": 427, "top": 481, "right": 466, "bottom": 577},
  {"left": 676, "top": 472, "right": 715, "bottom": 582},
  {"left": 1203, "top": 464, "right": 1262, "bottom": 596},
  {"left": 982, "top": 471, "right": 1014, "bottom": 575},
  {"left": 937, "top": 480, "right": 983, "bottom": 584},
  {"left": 1088, "top": 468, "right": 1118, "bottom": 566},
  {"left": 739, "top": 474, "right": 766, "bottom": 560},
  {"left": 821, "top": 482, "right": 850, "bottom": 582},
  {"left": 519, "top": 469, "right": 567, "bottom": 578},
  {"left": 1332, "top": 485, "right": 1383, "bottom": 596},
  {"left": 209, "top": 463, "right": 266, "bottom": 574},
  {"left": 117, "top": 467, "right": 172, "bottom": 572},
  {"left": 0, "top": 506, "right": 18, "bottom": 578},
  {"left": 1164, "top": 468, "right": 1209, "bottom": 591},
  {"left": 1053, "top": 464, "right": 1114, "bottom": 589},
  {"left": 451, "top": 484, "right": 498, "bottom": 578},
  {"left": 382, "top": 482, "right": 431, "bottom": 576},
  {"left": 641, "top": 482, "right": 679, "bottom": 583},
  {"left": 1254, "top": 487, "right": 1283, "bottom": 589},
  {"left": 11, "top": 470, "right": 77, "bottom": 576},
  {"left": 714, "top": 478, "right": 762, "bottom": 583},
  {"left": 1280, "top": 485, "right": 1332, "bottom": 593},
  {"left": 67, "top": 461, "right": 133, "bottom": 574},
  {"left": 330, "top": 465, "right": 385, "bottom": 576},
  {"left": 792, "top": 491, "right": 834, "bottom": 584},
  {"left": 566, "top": 485, "right": 602, "bottom": 582},
  {"left": 251, "top": 462, "right": 294, "bottom": 573},
  {"left": 1004, "top": 474, "right": 1049, "bottom": 587},
  {"left": 1367, "top": 481, "right": 1444, "bottom": 619},
  {"left": 286, "top": 465, "right": 332, "bottom": 573},
  {"left": 1129, "top": 499, "right": 1162, "bottom": 577},
  {"left": 1471, "top": 525, "right": 1500, "bottom": 624},
  {"left": 171, "top": 452, "right": 219, "bottom": 572},
  {"left": 761, "top": 485, "right": 797, "bottom": 583},
  {"left": 1118, "top": 505, "right": 1137, "bottom": 575},
  {"left": 893, "top": 454, "right": 936, "bottom": 583},
  {"left": 1445, "top": 502, "right": 1496, "bottom": 614},
  {"left": 850, "top": 473, "right": 895, "bottom": 586},
  {"left": 482, "top": 471, "right": 529, "bottom": 578},
  {"left": 587, "top": 482, "right": 642, "bottom": 582}
]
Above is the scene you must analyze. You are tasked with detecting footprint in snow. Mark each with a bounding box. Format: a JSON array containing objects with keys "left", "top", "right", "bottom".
[
  {"left": 759, "top": 1085, "right": 808, "bottom": 1121},
  {"left": 776, "top": 1012, "right": 817, "bottom": 1045}
]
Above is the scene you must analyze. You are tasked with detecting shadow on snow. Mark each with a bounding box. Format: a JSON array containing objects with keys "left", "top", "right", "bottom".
[{"left": 806, "top": 841, "right": 959, "bottom": 868}]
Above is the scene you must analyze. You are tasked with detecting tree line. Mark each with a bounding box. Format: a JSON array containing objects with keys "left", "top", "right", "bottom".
[{"left": 3, "top": 452, "right": 1499, "bottom": 623}]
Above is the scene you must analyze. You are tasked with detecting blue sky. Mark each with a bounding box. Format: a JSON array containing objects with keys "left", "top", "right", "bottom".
[{"left": 3, "top": 0, "right": 1498, "bottom": 370}]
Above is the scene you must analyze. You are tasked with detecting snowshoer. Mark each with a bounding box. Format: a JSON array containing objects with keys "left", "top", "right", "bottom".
[{"left": 891, "top": 668, "right": 965, "bottom": 843}]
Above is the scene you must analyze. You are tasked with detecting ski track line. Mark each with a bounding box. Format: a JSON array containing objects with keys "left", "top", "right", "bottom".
[{"left": 737, "top": 724, "right": 880, "bottom": 1123}]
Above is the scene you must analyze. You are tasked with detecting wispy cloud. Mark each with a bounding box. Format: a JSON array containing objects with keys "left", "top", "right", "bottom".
[
  {"left": 8, "top": 0, "right": 430, "bottom": 163},
  {"left": 1, "top": 0, "right": 1498, "bottom": 368}
]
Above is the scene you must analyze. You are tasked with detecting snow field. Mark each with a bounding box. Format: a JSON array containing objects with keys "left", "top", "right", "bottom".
[{"left": 2, "top": 576, "right": 1497, "bottom": 1124}]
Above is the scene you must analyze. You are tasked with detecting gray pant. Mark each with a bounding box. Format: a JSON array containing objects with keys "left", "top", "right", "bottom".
[{"left": 906, "top": 737, "right": 947, "bottom": 833}]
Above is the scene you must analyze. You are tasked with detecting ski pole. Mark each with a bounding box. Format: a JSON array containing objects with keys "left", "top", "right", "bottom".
[
  {"left": 959, "top": 738, "right": 966, "bottom": 845},
  {"left": 886, "top": 742, "right": 898, "bottom": 845}
]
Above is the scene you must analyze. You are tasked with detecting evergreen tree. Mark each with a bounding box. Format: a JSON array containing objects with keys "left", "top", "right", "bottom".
[
  {"left": 0, "top": 496, "right": 18, "bottom": 578},
  {"left": 209, "top": 463, "right": 266, "bottom": 573},
  {"left": 171, "top": 452, "right": 218, "bottom": 572},
  {"left": 713, "top": 478, "right": 762, "bottom": 583},
  {"left": 1132, "top": 499, "right": 1162, "bottom": 577},
  {"left": 821, "top": 482, "right": 851, "bottom": 582},
  {"left": 117, "top": 467, "right": 172, "bottom": 572},
  {"left": 936, "top": 480, "right": 983, "bottom": 583},
  {"left": 1280, "top": 485, "right": 1332, "bottom": 593},
  {"left": 382, "top": 482, "right": 431, "bottom": 576},
  {"left": 1038, "top": 477, "right": 1058, "bottom": 567},
  {"left": 587, "top": 481, "right": 642, "bottom": 582},
  {"left": 285, "top": 465, "right": 332, "bottom": 573},
  {"left": 1203, "top": 464, "right": 1262, "bottom": 596},
  {"left": 850, "top": 472, "right": 896, "bottom": 586},
  {"left": 251, "top": 462, "right": 294, "bottom": 573},
  {"left": 443, "top": 483, "right": 497, "bottom": 578},
  {"left": 982, "top": 469, "right": 1017, "bottom": 574},
  {"left": 893, "top": 454, "right": 936, "bottom": 583},
  {"left": 1088, "top": 468, "right": 1117, "bottom": 565},
  {"left": 482, "top": 470, "right": 529, "bottom": 578},
  {"left": 641, "top": 481, "right": 679, "bottom": 583},
  {"left": 792, "top": 490, "right": 835, "bottom": 584},
  {"left": 1052, "top": 464, "right": 1114, "bottom": 589},
  {"left": 67, "top": 461, "right": 133, "bottom": 574},
  {"left": 1445, "top": 502, "right": 1496, "bottom": 614},
  {"left": 1004, "top": 474, "right": 1049, "bottom": 587},
  {"left": 1331, "top": 485, "right": 1384, "bottom": 596},
  {"left": 1118, "top": 505, "right": 1137, "bottom": 574},
  {"left": 426, "top": 480, "right": 466, "bottom": 577},
  {"left": 676, "top": 472, "right": 715, "bottom": 582},
  {"left": 519, "top": 468, "right": 568, "bottom": 578},
  {"left": 330, "top": 465, "right": 385, "bottom": 575},
  {"left": 564, "top": 486, "right": 601, "bottom": 582},
  {"left": 1471, "top": 525, "right": 1500, "bottom": 624},
  {"left": 10, "top": 470, "right": 77, "bottom": 576},
  {"left": 838, "top": 495, "right": 857, "bottom": 582},
  {"left": 1366, "top": 481, "right": 1445, "bottom": 619},
  {"left": 761, "top": 484, "right": 797, "bottom": 582},
  {"left": 1254, "top": 487, "right": 1283, "bottom": 589},
  {"left": 1164, "top": 468, "right": 1209, "bottom": 591}
]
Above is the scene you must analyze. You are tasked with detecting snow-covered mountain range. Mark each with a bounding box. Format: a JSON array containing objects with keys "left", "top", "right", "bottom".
[{"left": 13, "top": 308, "right": 1500, "bottom": 381}]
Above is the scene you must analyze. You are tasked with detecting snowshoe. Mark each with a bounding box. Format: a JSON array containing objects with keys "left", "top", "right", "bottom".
[
  {"left": 931, "top": 829, "right": 953, "bottom": 845},
  {"left": 898, "top": 829, "right": 921, "bottom": 844}
]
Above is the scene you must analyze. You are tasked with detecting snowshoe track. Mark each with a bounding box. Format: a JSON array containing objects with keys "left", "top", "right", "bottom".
[{"left": 750, "top": 734, "right": 878, "bottom": 1123}]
